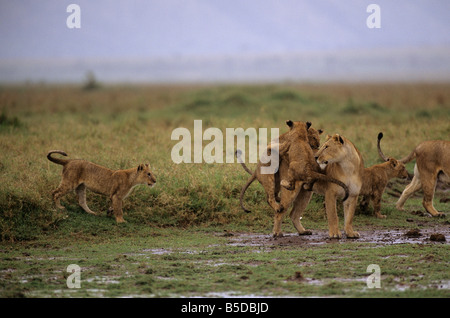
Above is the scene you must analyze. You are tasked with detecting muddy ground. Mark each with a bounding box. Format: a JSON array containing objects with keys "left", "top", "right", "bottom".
[{"left": 226, "top": 223, "right": 449, "bottom": 248}]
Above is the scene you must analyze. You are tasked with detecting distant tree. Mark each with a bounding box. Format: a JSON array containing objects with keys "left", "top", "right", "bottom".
[{"left": 82, "top": 71, "right": 100, "bottom": 91}]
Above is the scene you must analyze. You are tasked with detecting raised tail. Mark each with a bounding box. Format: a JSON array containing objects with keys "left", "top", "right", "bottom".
[
  {"left": 240, "top": 174, "right": 257, "bottom": 213},
  {"left": 398, "top": 149, "right": 416, "bottom": 164},
  {"left": 377, "top": 132, "right": 388, "bottom": 162},
  {"left": 235, "top": 150, "right": 253, "bottom": 175},
  {"left": 378, "top": 132, "right": 416, "bottom": 164},
  {"left": 47, "top": 150, "right": 69, "bottom": 165}
]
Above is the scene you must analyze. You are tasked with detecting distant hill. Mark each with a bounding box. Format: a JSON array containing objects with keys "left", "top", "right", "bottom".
[{"left": 1, "top": 47, "right": 449, "bottom": 83}]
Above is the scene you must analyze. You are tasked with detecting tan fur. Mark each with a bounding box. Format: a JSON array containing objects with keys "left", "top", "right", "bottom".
[
  {"left": 237, "top": 123, "right": 354, "bottom": 239},
  {"left": 237, "top": 121, "right": 322, "bottom": 214},
  {"left": 47, "top": 150, "right": 156, "bottom": 223},
  {"left": 272, "top": 159, "right": 313, "bottom": 237},
  {"left": 311, "top": 134, "right": 364, "bottom": 238},
  {"left": 240, "top": 132, "right": 363, "bottom": 238},
  {"left": 279, "top": 121, "right": 350, "bottom": 208},
  {"left": 380, "top": 139, "right": 450, "bottom": 217},
  {"left": 359, "top": 157, "right": 408, "bottom": 218}
]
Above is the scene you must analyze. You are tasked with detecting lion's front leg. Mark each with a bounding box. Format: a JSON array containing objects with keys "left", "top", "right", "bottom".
[
  {"left": 111, "top": 194, "right": 126, "bottom": 223},
  {"left": 343, "top": 195, "right": 359, "bottom": 238},
  {"left": 372, "top": 194, "right": 386, "bottom": 219},
  {"left": 325, "top": 191, "right": 341, "bottom": 239}
]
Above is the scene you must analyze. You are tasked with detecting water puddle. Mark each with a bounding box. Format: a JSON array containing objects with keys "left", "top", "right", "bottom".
[
  {"left": 226, "top": 226, "right": 449, "bottom": 248},
  {"left": 141, "top": 248, "right": 173, "bottom": 255}
]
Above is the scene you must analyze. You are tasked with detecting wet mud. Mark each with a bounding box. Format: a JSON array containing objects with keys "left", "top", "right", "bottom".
[{"left": 226, "top": 224, "right": 449, "bottom": 248}]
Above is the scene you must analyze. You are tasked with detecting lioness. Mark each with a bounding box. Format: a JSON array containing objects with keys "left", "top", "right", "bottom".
[
  {"left": 47, "top": 150, "right": 156, "bottom": 223},
  {"left": 312, "top": 134, "right": 364, "bottom": 238},
  {"left": 377, "top": 137, "right": 450, "bottom": 217},
  {"left": 359, "top": 133, "right": 408, "bottom": 218}
]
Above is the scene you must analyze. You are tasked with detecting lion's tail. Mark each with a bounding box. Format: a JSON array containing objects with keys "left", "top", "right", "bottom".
[
  {"left": 377, "top": 132, "right": 389, "bottom": 162},
  {"left": 240, "top": 174, "right": 257, "bottom": 213},
  {"left": 398, "top": 150, "right": 416, "bottom": 164},
  {"left": 312, "top": 172, "right": 349, "bottom": 202},
  {"left": 378, "top": 132, "right": 416, "bottom": 164},
  {"left": 47, "top": 150, "right": 69, "bottom": 165},
  {"left": 235, "top": 150, "right": 253, "bottom": 175},
  {"left": 236, "top": 150, "right": 258, "bottom": 213}
]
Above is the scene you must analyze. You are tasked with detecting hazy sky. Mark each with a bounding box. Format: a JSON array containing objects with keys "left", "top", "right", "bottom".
[{"left": 1, "top": 0, "right": 450, "bottom": 60}]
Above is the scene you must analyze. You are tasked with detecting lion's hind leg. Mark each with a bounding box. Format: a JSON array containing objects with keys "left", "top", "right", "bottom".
[
  {"left": 259, "top": 172, "right": 282, "bottom": 212},
  {"left": 290, "top": 189, "right": 313, "bottom": 235},
  {"left": 280, "top": 163, "right": 301, "bottom": 191},
  {"left": 267, "top": 195, "right": 282, "bottom": 213},
  {"left": 273, "top": 183, "right": 302, "bottom": 237},
  {"left": 421, "top": 171, "right": 444, "bottom": 217},
  {"left": 76, "top": 184, "right": 98, "bottom": 215},
  {"left": 396, "top": 164, "right": 422, "bottom": 211},
  {"left": 52, "top": 180, "right": 74, "bottom": 210}
]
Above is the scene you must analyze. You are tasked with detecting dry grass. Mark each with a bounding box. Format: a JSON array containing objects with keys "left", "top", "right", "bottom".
[{"left": 0, "top": 82, "right": 449, "bottom": 241}]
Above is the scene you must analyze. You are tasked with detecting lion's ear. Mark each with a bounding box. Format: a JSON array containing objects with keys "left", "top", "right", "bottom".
[
  {"left": 306, "top": 121, "right": 312, "bottom": 130},
  {"left": 389, "top": 158, "right": 397, "bottom": 167},
  {"left": 137, "top": 164, "right": 143, "bottom": 171},
  {"left": 334, "top": 134, "right": 344, "bottom": 144},
  {"left": 286, "top": 120, "right": 293, "bottom": 128},
  {"left": 318, "top": 129, "right": 324, "bottom": 135}
]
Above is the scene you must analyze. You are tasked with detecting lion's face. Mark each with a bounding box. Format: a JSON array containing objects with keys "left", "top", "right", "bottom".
[
  {"left": 387, "top": 157, "right": 409, "bottom": 179},
  {"left": 137, "top": 164, "right": 157, "bottom": 187},
  {"left": 285, "top": 120, "right": 323, "bottom": 153},
  {"left": 307, "top": 127, "right": 323, "bottom": 153},
  {"left": 285, "top": 120, "right": 309, "bottom": 138},
  {"left": 315, "top": 134, "right": 347, "bottom": 169}
]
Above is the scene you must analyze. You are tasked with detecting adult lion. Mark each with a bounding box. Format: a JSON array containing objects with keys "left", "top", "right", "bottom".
[
  {"left": 241, "top": 132, "right": 364, "bottom": 238},
  {"left": 378, "top": 138, "right": 450, "bottom": 217},
  {"left": 237, "top": 121, "right": 323, "bottom": 214},
  {"left": 276, "top": 134, "right": 363, "bottom": 238},
  {"left": 237, "top": 121, "right": 324, "bottom": 237},
  {"left": 310, "top": 134, "right": 364, "bottom": 238}
]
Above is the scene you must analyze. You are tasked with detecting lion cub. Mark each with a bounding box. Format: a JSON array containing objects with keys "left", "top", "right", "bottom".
[
  {"left": 279, "top": 121, "right": 349, "bottom": 203},
  {"left": 47, "top": 150, "right": 156, "bottom": 223},
  {"left": 237, "top": 121, "right": 323, "bottom": 213},
  {"left": 359, "top": 133, "right": 409, "bottom": 218},
  {"left": 359, "top": 157, "right": 408, "bottom": 218}
]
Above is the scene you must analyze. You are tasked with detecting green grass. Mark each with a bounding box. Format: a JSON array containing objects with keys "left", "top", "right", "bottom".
[
  {"left": 0, "top": 83, "right": 449, "bottom": 297},
  {"left": 1, "top": 214, "right": 449, "bottom": 298}
]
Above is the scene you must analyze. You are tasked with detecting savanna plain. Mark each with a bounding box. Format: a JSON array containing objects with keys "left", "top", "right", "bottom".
[{"left": 0, "top": 82, "right": 449, "bottom": 298}]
